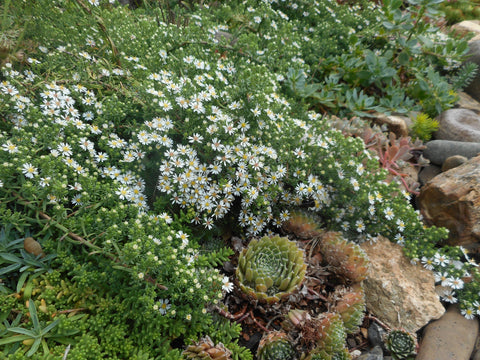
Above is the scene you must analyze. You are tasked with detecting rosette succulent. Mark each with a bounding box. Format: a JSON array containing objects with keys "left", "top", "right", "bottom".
[
  {"left": 332, "top": 285, "right": 366, "bottom": 334},
  {"left": 236, "top": 235, "right": 307, "bottom": 304},
  {"left": 257, "top": 331, "right": 295, "bottom": 360},
  {"left": 386, "top": 329, "right": 416, "bottom": 360},
  {"left": 320, "top": 232, "right": 369, "bottom": 283},
  {"left": 317, "top": 312, "right": 348, "bottom": 354},
  {"left": 282, "top": 211, "right": 322, "bottom": 239},
  {"left": 182, "top": 336, "right": 232, "bottom": 360},
  {"left": 306, "top": 348, "right": 352, "bottom": 360}
]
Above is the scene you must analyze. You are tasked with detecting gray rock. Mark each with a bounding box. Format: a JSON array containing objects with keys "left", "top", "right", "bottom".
[
  {"left": 464, "top": 40, "right": 480, "bottom": 102},
  {"left": 416, "top": 305, "right": 479, "bottom": 360},
  {"left": 418, "top": 164, "right": 442, "bottom": 185},
  {"left": 435, "top": 109, "right": 480, "bottom": 142},
  {"left": 368, "top": 322, "right": 387, "bottom": 349},
  {"left": 423, "top": 140, "right": 480, "bottom": 165},
  {"left": 441, "top": 155, "right": 468, "bottom": 172},
  {"left": 357, "top": 345, "right": 383, "bottom": 360}
]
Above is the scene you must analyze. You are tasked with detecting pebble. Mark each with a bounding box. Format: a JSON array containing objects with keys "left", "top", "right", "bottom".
[{"left": 441, "top": 155, "right": 468, "bottom": 172}]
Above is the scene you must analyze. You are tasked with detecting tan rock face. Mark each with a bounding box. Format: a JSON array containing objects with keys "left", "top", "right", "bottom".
[
  {"left": 418, "top": 155, "right": 480, "bottom": 248},
  {"left": 360, "top": 237, "right": 445, "bottom": 333}
]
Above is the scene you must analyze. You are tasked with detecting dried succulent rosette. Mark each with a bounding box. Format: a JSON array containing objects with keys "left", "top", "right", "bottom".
[
  {"left": 182, "top": 336, "right": 232, "bottom": 360},
  {"left": 236, "top": 235, "right": 307, "bottom": 304}
]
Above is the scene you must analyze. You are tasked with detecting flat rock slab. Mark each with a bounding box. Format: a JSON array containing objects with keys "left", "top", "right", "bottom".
[
  {"left": 423, "top": 140, "right": 480, "bottom": 166},
  {"left": 417, "top": 305, "right": 479, "bottom": 360}
]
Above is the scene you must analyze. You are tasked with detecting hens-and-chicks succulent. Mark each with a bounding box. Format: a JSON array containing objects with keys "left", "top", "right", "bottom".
[{"left": 233, "top": 212, "right": 371, "bottom": 359}]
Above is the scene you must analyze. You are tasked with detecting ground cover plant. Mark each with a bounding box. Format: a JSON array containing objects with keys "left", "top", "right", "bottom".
[{"left": 1, "top": 0, "right": 479, "bottom": 358}]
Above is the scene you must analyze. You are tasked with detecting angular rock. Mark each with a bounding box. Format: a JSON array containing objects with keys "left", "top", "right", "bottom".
[
  {"left": 441, "top": 155, "right": 468, "bottom": 172},
  {"left": 418, "top": 164, "right": 442, "bottom": 185},
  {"left": 423, "top": 140, "right": 480, "bottom": 165},
  {"left": 434, "top": 109, "right": 480, "bottom": 142},
  {"left": 464, "top": 40, "right": 480, "bottom": 102},
  {"left": 416, "top": 305, "right": 479, "bottom": 360},
  {"left": 360, "top": 237, "right": 445, "bottom": 334},
  {"left": 372, "top": 113, "right": 410, "bottom": 138},
  {"left": 418, "top": 155, "right": 480, "bottom": 247}
]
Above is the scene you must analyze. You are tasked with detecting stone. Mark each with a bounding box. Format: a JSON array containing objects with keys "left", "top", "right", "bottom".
[
  {"left": 368, "top": 322, "right": 387, "bottom": 349},
  {"left": 372, "top": 113, "right": 410, "bottom": 138},
  {"left": 464, "top": 41, "right": 480, "bottom": 102},
  {"left": 434, "top": 109, "right": 480, "bottom": 142},
  {"left": 418, "top": 155, "right": 480, "bottom": 248},
  {"left": 457, "top": 92, "right": 480, "bottom": 114},
  {"left": 416, "top": 305, "right": 479, "bottom": 360},
  {"left": 452, "top": 20, "right": 480, "bottom": 36},
  {"left": 423, "top": 140, "right": 480, "bottom": 166},
  {"left": 360, "top": 237, "right": 445, "bottom": 334},
  {"left": 356, "top": 345, "right": 383, "bottom": 360},
  {"left": 418, "top": 164, "right": 442, "bottom": 185},
  {"left": 441, "top": 155, "right": 468, "bottom": 172}
]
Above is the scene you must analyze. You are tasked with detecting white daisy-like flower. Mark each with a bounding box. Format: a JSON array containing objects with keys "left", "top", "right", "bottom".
[
  {"left": 158, "top": 299, "right": 171, "bottom": 315},
  {"left": 22, "top": 163, "right": 38, "bottom": 178},
  {"left": 222, "top": 276, "right": 234, "bottom": 293}
]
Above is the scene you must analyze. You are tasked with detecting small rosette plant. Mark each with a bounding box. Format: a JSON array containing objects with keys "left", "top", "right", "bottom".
[
  {"left": 386, "top": 329, "right": 416, "bottom": 360},
  {"left": 236, "top": 236, "right": 306, "bottom": 304},
  {"left": 256, "top": 331, "right": 295, "bottom": 360}
]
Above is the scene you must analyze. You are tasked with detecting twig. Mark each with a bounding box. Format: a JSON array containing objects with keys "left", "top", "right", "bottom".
[
  {"left": 249, "top": 310, "right": 270, "bottom": 332},
  {"left": 365, "top": 314, "right": 392, "bottom": 331},
  {"left": 213, "top": 304, "right": 247, "bottom": 320}
]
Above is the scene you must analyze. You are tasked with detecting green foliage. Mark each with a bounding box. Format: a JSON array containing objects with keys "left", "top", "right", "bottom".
[
  {"left": 411, "top": 113, "right": 440, "bottom": 141},
  {"left": 0, "top": 0, "right": 479, "bottom": 357},
  {"left": 0, "top": 228, "right": 56, "bottom": 295},
  {"left": 451, "top": 62, "right": 478, "bottom": 91},
  {"left": 440, "top": 0, "right": 480, "bottom": 24},
  {"left": 236, "top": 236, "right": 307, "bottom": 304}
]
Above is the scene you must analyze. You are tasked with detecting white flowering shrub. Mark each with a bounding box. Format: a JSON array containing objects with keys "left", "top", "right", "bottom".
[{"left": 0, "top": 0, "right": 479, "bottom": 358}]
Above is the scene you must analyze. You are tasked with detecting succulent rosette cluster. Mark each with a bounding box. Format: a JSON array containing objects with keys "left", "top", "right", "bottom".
[{"left": 236, "top": 235, "right": 307, "bottom": 304}]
